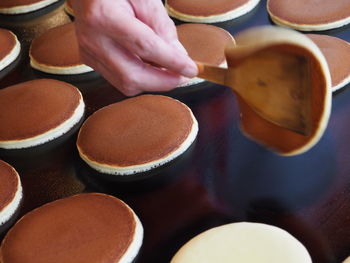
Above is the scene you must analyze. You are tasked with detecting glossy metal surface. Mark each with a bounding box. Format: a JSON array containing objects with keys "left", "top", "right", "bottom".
[{"left": 1, "top": 1, "right": 350, "bottom": 262}]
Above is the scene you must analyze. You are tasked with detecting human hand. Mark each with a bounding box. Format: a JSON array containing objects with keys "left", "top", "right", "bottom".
[{"left": 72, "top": 0, "right": 198, "bottom": 96}]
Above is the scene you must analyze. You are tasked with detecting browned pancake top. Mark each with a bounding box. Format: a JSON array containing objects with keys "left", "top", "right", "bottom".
[
  {"left": 77, "top": 95, "right": 194, "bottom": 166},
  {"left": 177, "top": 24, "right": 233, "bottom": 65},
  {"left": 308, "top": 34, "right": 350, "bottom": 89},
  {"left": 167, "top": 0, "right": 251, "bottom": 16},
  {"left": 66, "top": 0, "right": 73, "bottom": 9},
  {"left": 268, "top": 0, "right": 350, "bottom": 25},
  {"left": 0, "top": 160, "right": 19, "bottom": 212},
  {"left": 0, "top": 29, "right": 17, "bottom": 62},
  {"left": 0, "top": 79, "right": 81, "bottom": 141},
  {"left": 0, "top": 193, "right": 137, "bottom": 263},
  {"left": 0, "top": 0, "right": 47, "bottom": 8},
  {"left": 30, "top": 23, "right": 82, "bottom": 67}
]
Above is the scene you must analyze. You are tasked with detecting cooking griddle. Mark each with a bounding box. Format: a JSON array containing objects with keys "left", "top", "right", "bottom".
[{"left": 1, "top": 1, "right": 350, "bottom": 262}]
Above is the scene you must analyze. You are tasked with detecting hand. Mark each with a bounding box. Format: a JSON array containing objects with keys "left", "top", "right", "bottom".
[{"left": 72, "top": 0, "right": 198, "bottom": 96}]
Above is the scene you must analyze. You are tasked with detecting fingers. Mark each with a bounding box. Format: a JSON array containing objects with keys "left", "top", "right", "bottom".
[
  {"left": 89, "top": 3, "right": 197, "bottom": 77},
  {"left": 78, "top": 30, "right": 185, "bottom": 96},
  {"left": 129, "top": 0, "right": 189, "bottom": 55},
  {"left": 129, "top": 0, "right": 176, "bottom": 41},
  {"left": 73, "top": 0, "right": 197, "bottom": 94}
]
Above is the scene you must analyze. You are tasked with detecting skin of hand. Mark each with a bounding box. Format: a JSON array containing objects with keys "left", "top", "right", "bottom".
[{"left": 72, "top": 0, "right": 198, "bottom": 96}]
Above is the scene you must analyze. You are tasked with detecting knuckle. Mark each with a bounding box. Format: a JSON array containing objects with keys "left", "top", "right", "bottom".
[{"left": 133, "top": 37, "right": 156, "bottom": 58}]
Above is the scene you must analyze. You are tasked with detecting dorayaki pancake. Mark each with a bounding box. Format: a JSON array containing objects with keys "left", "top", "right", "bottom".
[
  {"left": 177, "top": 23, "right": 234, "bottom": 86},
  {"left": 0, "top": 79, "right": 85, "bottom": 149},
  {"left": 307, "top": 34, "right": 350, "bottom": 92},
  {"left": 267, "top": 0, "right": 350, "bottom": 31},
  {"left": 0, "top": 160, "right": 22, "bottom": 226},
  {"left": 0, "top": 0, "right": 59, "bottom": 14},
  {"left": 165, "top": 0, "right": 260, "bottom": 23},
  {"left": 230, "top": 26, "right": 331, "bottom": 156},
  {"left": 0, "top": 193, "right": 143, "bottom": 263},
  {"left": 171, "top": 222, "right": 311, "bottom": 263},
  {"left": 64, "top": 0, "right": 74, "bottom": 16},
  {"left": 30, "top": 23, "right": 93, "bottom": 75},
  {"left": 0, "top": 29, "right": 20, "bottom": 72},
  {"left": 77, "top": 95, "right": 198, "bottom": 175}
]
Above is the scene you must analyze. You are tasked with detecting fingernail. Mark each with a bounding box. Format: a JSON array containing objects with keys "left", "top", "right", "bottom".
[{"left": 181, "top": 60, "right": 198, "bottom": 77}]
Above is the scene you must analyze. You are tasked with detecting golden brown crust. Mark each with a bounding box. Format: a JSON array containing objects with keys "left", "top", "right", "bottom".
[
  {"left": 0, "top": 29, "right": 17, "bottom": 62},
  {"left": 177, "top": 23, "right": 233, "bottom": 65},
  {"left": 77, "top": 95, "right": 194, "bottom": 167},
  {"left": 0, "top": 0, "right": 45, "bottom": 8},
  {"left": 0, "top": 160, "right": 19, "bottom": 212},
  {"left": 167, "top": 0, "right": 251, "bottom": 16},
  {"left": 30, "top": 23, "right": 82, "bottom": 67},
  {"left": 268, "top": 0, "right": 350, "bottom": 26},
  {"left": 0, "top": 79, "right": 80, "bottom": 141},
  {"left": 0, "top": 193, "right": 136, "bottom": 263},
  {"left": 307, "top": 34, "right": 350, "bottom": 90},
  {"left": 66, "top": 0, "right": 72, "bottom": 9}
]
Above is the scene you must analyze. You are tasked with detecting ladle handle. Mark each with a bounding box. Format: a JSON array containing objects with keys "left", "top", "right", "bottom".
[{"left": 196, "top": 62, "right": 227, "bottom": 86}]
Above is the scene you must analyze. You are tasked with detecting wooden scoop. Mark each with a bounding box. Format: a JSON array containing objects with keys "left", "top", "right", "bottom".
[{"left": 196, "top": 26, "right": 328, "bottom": 136}]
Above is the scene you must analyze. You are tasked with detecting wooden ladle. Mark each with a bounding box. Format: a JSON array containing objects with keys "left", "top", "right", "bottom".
[{"left": 196, "top": 26, "right": 330, "bottom": 136}]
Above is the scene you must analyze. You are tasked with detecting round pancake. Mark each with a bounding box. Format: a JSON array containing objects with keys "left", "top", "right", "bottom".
[
  {"left": 307, "top": 34, "right": 350, "bottom": 92},
  {"left": 0, "top": 29, "right": 20, "bottom": 72},
  {"left": 165, "top": 0, "right": 260, "bottom": 23},
  {"left": 267, "top": 0, "right": 350, "bottom": 31},
  {"left": 30, "top": 23, "right": 93, "bottom": 75},
  {"left": 177, "top": 23, "right": 234, "bottom": 86},
  {"left": 0, "top": 79, "right": 85, "bottom": 149},
  {"left": 64, "top": 0, "right": 74, "bottom": 16},
  {"left": 230, "top": 26, "right": 331, "bottom": 155},
  {"left": 0, "top": 160, "right": 22, "bottom": 226},
  {"left": 171, "top": 222, "right": 311, "bottom": 263},
  {"left": 0, "top": 193, "right": 143, "bottom": 263},
  {"left": 344, "top": 256, "right": 350, "bottom": 263},
  {"left": 77, "top": 95, "right": 198, "bottom": 175},
  {"left": 0, "top": 0, "right": 60, "bottom": 14}
]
